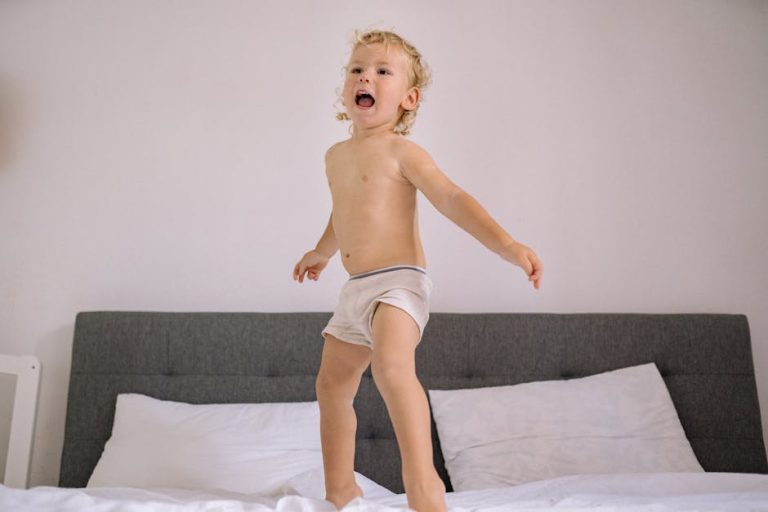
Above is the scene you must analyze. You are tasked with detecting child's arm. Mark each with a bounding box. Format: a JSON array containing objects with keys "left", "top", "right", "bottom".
[
  {"left": 446, "top": 190, "right": 516, "bottom": 254},
  {"left": 294, "top": 212, "right": 337, "bottom": 283},
  {"left": 294, "top": 146, "right": 340, "bottom": 284},
  {"left": 397, "top": 140, "right": 543, "bottom": 289},
  {"left": 314, "top": 212, "right": 338, "bottom": 259}
]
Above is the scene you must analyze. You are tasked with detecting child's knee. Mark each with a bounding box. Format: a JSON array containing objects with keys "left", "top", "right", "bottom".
[
  {"left": 371, "top": 358, "right": 416, "bottom": 389},
  {"left": 315, "top": 371, "right": 362, "bottom": 404}
]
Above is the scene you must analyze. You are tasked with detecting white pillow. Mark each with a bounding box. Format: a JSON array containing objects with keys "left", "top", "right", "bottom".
[
  {"left": 88, "top": 393, "right": 323, "bottom": 496},
  {"left": 282, "top": 466, "right": 395, "bottom": 499},
  {"left": 428, "top": 362, "right": 703, "bottom": 491}
]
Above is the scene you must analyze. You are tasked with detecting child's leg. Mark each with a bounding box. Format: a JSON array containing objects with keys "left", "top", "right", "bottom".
[
  {"left": 315, "top": 334, "right": 372, "bottom": 508},
  {"left": 370, "top": 302, "right": 447, "bottom": 512}
]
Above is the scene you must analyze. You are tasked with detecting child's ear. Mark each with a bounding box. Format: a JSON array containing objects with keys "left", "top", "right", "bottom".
[{"left": 401, "top": 86, "right": 421, "bottom": 111}]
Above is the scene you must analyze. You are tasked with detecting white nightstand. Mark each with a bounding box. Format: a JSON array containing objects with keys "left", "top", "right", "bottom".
[{"left": 0, "top": 355, "right": 41, "bottom": 489}]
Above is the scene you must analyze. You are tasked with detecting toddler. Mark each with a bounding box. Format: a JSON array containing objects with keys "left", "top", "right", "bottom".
[{"left": 293, "top": 29, "right": 543, "bottom": 512}]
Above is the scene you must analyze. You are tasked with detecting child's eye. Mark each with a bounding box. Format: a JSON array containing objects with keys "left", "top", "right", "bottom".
[{"left": 348, "top": 67, "right": 389, "bottom": 75}]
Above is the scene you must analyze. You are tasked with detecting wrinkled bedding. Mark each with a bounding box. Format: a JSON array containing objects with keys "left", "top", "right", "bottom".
[{"left": 2, "top": 472, "right": 768, "bottom": 511}]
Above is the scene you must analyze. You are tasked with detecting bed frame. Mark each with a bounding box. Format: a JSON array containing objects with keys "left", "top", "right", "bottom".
[{"left": 59, "top": 311, "right": 768, "bottom": 493}]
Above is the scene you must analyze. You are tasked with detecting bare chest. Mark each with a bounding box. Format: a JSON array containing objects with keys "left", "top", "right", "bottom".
[{"left": 326, "top": 146, "right": 412, "bottom": 207}]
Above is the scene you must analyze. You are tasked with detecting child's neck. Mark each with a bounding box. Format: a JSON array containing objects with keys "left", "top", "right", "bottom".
[{"left": 351, "top": 124, "right": 398, "bottom": 143}]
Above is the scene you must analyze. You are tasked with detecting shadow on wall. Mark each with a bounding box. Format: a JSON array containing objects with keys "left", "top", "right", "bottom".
[{"left": 0, "top": 77, "right": 21, "bottom": 172}]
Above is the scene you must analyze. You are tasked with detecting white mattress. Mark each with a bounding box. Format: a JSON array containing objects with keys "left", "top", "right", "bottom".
[{"left": 2, "top": 472, "right": 768, "bottom": 511}]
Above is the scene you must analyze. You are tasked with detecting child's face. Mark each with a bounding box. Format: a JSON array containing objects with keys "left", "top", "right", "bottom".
[{"left": 342, "top": 43, "right": 419, "bottom": 133}]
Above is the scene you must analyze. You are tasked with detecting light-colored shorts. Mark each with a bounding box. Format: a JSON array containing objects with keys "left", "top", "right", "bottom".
[{"left": 321, "top": 264, "right": 433, "bottom": 350}]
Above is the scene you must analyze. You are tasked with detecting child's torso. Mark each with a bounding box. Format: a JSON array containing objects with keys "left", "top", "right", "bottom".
[{"left": 326, "top": 136, "right": 426, "bottom": 276}]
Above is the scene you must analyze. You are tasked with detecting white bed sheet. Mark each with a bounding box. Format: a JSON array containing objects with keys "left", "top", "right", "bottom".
[{"left": 2, "top": 472, "right": 768, "bottom": 511}]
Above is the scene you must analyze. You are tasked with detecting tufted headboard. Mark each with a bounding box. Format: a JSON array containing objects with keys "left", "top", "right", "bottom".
[{"left": 59, "top": 312, "right": 768, "bottom": 493}]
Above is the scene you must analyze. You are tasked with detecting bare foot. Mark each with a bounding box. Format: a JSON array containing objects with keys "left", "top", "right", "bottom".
[
  {"left": 404, "top": 472, "right": 447, "bottom": 512},
  {"left": 325, "top": 481, "right": 364, "bottom": 510}
]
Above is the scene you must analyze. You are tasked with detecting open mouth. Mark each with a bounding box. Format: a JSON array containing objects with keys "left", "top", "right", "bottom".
[{"left": 355, "top": 91, "right": 375, "bottom": 108}]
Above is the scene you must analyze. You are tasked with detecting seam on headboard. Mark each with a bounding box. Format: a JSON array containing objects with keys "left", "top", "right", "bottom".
[{"left": 166, "top": 326, "right": 170, "bottom": 375}]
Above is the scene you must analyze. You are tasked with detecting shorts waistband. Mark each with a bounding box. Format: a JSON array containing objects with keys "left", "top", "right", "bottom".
[{"left": 349, "top": 264, "right": 427, "bottom": 280}]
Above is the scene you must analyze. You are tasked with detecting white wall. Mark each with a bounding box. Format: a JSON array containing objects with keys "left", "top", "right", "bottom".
[{"left": 1, "top": 0, "right": 766, "bottom": 487}]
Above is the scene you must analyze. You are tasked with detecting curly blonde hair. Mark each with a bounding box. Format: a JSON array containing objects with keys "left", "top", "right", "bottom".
[{"left": 334, "top": 29, "right": 432, "bottom": 137}]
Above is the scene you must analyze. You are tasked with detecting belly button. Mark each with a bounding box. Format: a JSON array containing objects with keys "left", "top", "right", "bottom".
[{"left": 345, "top": 253, "right": 350, "bottom": 258}]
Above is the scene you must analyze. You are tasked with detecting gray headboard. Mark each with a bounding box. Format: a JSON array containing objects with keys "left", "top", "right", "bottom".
[{"left": 60, "top": 312, "right": 768, "bottom": 493}]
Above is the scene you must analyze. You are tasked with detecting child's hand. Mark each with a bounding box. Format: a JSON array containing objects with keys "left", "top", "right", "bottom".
[
  {"left": 293, "top": 250, "right": 330, "bottom": 283},
  {"left": 499, "top": 241, "right": 543, "bottom": 290}
]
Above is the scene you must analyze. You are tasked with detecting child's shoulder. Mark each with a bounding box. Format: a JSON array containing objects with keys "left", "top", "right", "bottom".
[
  {"left": 390, "top": 135, "right": 428, "bottom": 154},
  {"left": 325, "top": 140, "right": 346, "bottom": 159},
  {"left": 390, "top": 137, "right": 436, "bottom": 169}
]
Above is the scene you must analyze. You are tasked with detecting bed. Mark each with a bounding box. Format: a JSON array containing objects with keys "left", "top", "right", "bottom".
[{"left": 2, "top": 311, "right": 768, "bottom": 511}]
